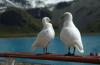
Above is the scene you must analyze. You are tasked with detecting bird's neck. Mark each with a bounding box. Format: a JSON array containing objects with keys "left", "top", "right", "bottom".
[
  {"left": 43, "top": 25, "right": 52, "bottom": 30},
  {"left": 63, "top": 19, "right": 75, "bottom": 28},
  {"left": 43, "top": 26, "right": 48, "bottom": 29}
]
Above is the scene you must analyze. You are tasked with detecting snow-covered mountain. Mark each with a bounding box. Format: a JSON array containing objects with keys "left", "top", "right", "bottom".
[
  {"left": 0, "top": 0, "right": 32, "bottom": 9},
  {"left": 70, "top": 0, "right": 100, "bottom": 28},
  {"left": 52, "top": 0, "right": 100, "bottom": 30},
  {"left": 0, "top": 0, "right": 6, "bottom": 13},
  {"left": 9, "top": 0, "right": 32, "bottom": 8}
]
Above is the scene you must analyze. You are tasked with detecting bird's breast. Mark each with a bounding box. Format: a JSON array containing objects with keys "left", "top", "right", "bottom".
[{"left": 46, "top": 28, "right": 55, "bottom": 38}]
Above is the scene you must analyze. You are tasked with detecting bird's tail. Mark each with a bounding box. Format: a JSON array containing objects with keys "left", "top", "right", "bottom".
[
  {"left": 32, "top": 42, "right": 37, "bottom": 50},
  {"left": 75, "top": 43, "right": 84, "bottom": 53}
]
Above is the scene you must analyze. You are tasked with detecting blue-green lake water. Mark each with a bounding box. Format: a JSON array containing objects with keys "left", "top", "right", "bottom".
[{"left": 0, "top": 35, "right": 100, "bottom": 65}]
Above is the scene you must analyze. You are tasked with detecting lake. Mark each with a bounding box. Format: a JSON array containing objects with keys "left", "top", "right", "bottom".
[{"left": 0, "top": 35, "right": 100, "bottom": 65}]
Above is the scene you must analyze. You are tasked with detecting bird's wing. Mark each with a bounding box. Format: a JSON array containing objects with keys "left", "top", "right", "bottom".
[
  {"left": 74, "top": 40, "right": 84, "bottom": 53},
  {"left": 62, "top": 27, "right": 84, "bottom": 53},
  {"left": 37, "top": 30, "right": 48, "bottom": 42},
  {"left": 32, "top": 29, "right": 48, "bottom": 48},
  {"left": 63, "top": 27, "right": 82, "bottom": 41}
]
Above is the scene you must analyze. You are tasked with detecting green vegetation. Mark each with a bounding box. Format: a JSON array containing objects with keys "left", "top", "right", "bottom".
[
  {"left": 0, "top": 7, "right": 42, "bottom": 37},
  {"left": 0, "top": 6, "right": 100, "bottom": 37}
]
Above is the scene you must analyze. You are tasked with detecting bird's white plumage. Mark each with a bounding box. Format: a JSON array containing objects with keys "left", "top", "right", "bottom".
[
  {"left": 32, "top": 17, "right": 55, "bottom": 49},
  {"left": 60, "top": 12, "right": 84, "bottom": 53}
]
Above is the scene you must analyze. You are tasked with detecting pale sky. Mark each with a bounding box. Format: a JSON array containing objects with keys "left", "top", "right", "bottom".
[{"left": 31, "top": 0, "right": 73, "bottom": 8}]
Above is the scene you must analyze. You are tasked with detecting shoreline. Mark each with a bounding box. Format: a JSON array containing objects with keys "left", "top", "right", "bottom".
[
  {"left": 0, "top": 32, "right": 99, "bottom": 38},
  {"left": 0, "top": 33, "right": 37, "bottom": 38}
]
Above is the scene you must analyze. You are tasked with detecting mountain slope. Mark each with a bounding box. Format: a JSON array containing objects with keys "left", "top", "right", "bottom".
[
  {"left": 52, "top": 0, "right": 100, "bottom": 33},
  {"left": 0, "top": 7, "right": 42, "bottom": 36}
]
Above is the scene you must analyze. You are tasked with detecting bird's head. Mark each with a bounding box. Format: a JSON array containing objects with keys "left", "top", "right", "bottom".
[
  {"left": 61, "top": 12, "right": 73, "bottom": 21},
  {"left": 42, "top": 17, "right": 52, "bottom": 27},
  {"left": 61, "top": 12, "right": 74, "bottom": 27},
  {"left": 42, "top": 17, "right": 51, "bottom": 23},
  {"left": 64, "top": 12, "right": 73, "bottom": 20}
]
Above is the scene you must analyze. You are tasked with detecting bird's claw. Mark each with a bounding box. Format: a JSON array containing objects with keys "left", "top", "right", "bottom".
[
  {"left": 36, "top": 53, "right": 42, "bottom": 56},
  {"left": 65, "top": 53, "right": 75, "bottom": 56},
  {"left": 44, "top": 53, "right": 52, "bottom": 54}
]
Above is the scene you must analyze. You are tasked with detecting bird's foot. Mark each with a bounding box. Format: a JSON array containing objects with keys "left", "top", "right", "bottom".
[
  {"left": 44, "top": 52, "right": 52, "bottom": 54},
  {"left": 36, "top": 53, "right": 42, "bottom": 56},
  {"left": 64, "top": 54, "right": 69, "bottom": 56},
  {"left": 71, "top": 53, "right": 75, "bottom": 56},
  {"left": 65, "top": 53, "right": 75, "bottom": 56},
  {"left": 65, "top": 53, "right": 71, "bottom": 56}
]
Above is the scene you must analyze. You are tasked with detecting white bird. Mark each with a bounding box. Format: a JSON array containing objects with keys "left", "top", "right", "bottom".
[
  {"left": 60, "top": 12, "right": 84, "bottom": 55},
  {"left": 32, "top": 17, "right": 55, "bottom": 53}
]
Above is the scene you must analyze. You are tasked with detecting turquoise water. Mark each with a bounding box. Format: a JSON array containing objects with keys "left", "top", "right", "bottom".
[{"left": 0, "top": 35, "right": 100, "bottom": 65}]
